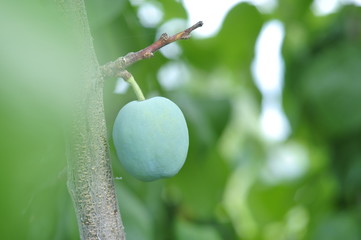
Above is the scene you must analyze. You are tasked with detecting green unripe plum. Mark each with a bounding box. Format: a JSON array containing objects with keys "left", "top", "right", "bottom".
[{"left": 113, "top": 97, "right": 189, "bottom": 181}]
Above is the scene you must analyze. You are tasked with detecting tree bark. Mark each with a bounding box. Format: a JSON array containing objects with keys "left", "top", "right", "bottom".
[{"left": 60, "top": 0, "right": 125, "bottom": 239}]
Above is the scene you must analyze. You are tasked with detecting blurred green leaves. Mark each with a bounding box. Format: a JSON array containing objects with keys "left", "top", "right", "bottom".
[
  {"left": 175, "top": 218, "right": 222, "bottom": 240},
  {"left": 0, "top": 1, "right": 80, "bottom": 239},
  {"left": 311, "top": 211, "right": 361, "bottom": 240},
  {"left": 1, "top": 0, "right": 361, "bottom": 239},
  {"left": 116, "top": 184, "right": 154, "bottom": 240},
  {"left": 159, "top": 0, "right": 187, "bottom": 21},
  {"left": 183, "top": 3, "right": 263, "bottom": 72},
  {"left": 300, "top": 42, "right": 361, "bottom": 137},
  {"left": 216, "top": 3, "right": 263, "bottom": 70}
]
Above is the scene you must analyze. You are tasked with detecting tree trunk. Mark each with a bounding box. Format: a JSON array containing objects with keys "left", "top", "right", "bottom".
[{"left": 60, "top": 0, "right": 126, "bottom": 239}]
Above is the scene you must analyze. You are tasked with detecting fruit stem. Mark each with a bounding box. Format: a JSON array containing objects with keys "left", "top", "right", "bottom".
[
  {"left": 117, "top": 70, "right": 145, "bottom": 101},
  {"left": 127, "top": 75, "right": 145, "bottom": 101}
]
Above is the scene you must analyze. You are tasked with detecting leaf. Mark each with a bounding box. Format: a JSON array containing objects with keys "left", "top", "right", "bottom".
[
  {"left": 299, "top": 42, "right": 361, "bottom": 137},
  {"left": 175, "top": 218, "right": 222, "bottom": 240},
  {"left": 171, "top": 92, "right": 232, "bottom": 150},
  {"left": 182, "top": 37, "right": 219, "bottom": 71},
  {"left": 331, "top": 135, "right": 361, "bottom": 203},
  {"left": 248, "top": 182, "right": 295, "bottom": 224},
  {"left": 215, "top": 3, "right": 263, "bottom": 70},
  {"left": 115, "top": 184, "right": 154, "bottom": 240},
  {"left": 159, "top": 0, "right": 187, "bottom": 21},
  {"left": 276, "top": 0, "right": 313, "bottom": 23},
  {"left": 183, "top": 3, "right": 263, "bottom": 72},
  {"left": 167, "top": 149, "right": 230, "bottom": 220},
  {"left": 310, "top": 212, "right": 361, "bottom": 240}
]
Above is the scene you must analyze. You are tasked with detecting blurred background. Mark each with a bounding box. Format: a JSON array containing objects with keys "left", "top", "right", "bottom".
[{"left": 1, "top": 0, "right": 361, "bottom": 239}]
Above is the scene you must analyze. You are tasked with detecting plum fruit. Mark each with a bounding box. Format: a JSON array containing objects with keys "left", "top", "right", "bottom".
[{"left": 113, "top": 97, "right": 189, "bottom": 181}]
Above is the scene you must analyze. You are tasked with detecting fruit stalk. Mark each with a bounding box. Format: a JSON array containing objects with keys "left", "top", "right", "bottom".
[{"left": 119, "top": 70, "right": 145, "bottom": 101}]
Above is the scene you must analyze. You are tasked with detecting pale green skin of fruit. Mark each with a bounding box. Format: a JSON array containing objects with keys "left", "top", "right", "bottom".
[{"left": 113, "top": 97, "right": 189, "bottom": 181}]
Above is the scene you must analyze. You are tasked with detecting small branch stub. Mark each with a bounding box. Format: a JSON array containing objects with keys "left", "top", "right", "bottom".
[{"left": 100, "top": 21, "right": 203, "bottom": 79}]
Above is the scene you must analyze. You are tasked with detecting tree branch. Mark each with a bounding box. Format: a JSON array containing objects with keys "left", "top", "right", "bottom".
[{"left": 100, "top": 21, "right": 203, "bottom": 78}]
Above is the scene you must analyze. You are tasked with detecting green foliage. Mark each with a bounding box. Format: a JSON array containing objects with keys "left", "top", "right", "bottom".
[
  {"left": 299, "top": 43, "right": 361, "bottom": 137},
  {"left": 1, "top": 0, "right": 361, "bottom": 239},
  {"left": 175, "top": 218, "right": 222, "bottom": 240},
  {"left": 216, "top": 3, "right": 263, "bottom": 70}
]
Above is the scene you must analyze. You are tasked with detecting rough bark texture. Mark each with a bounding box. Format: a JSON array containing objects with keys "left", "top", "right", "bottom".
[{"left": 59, "top": 0, "right": 125, "bottom": 239}]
